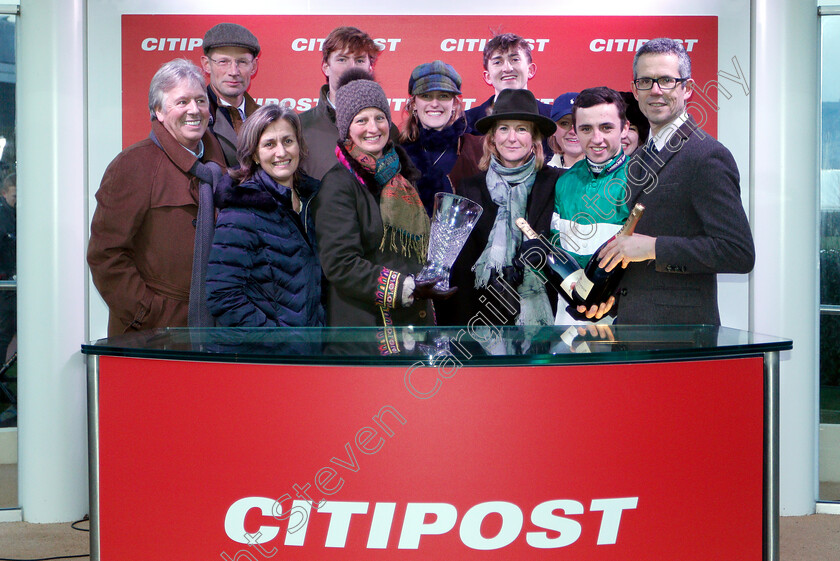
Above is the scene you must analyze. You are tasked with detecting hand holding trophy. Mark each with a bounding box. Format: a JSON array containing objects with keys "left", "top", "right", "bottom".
[{"left": 414, "top": 193, "right": 483, "bottom": 298}]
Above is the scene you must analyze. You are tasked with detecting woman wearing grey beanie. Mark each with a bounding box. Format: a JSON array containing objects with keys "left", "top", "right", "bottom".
[{"left": 312, "top": 69, "right": 454, "bottom": 337}]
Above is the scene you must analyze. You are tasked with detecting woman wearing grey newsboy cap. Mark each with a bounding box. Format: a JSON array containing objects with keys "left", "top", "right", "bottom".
[{"left": 398, "top": 60, "right": 482, "bottom": 216}]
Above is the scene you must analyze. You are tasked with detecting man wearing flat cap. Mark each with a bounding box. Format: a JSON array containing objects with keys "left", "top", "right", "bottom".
[{"left": 201, "top": 22, "right": 261, "bottom": 166}]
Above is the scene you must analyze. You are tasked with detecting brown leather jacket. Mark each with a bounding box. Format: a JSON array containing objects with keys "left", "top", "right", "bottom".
[{"left": 88, "top": 120, "right": 225, "bottom": 336}]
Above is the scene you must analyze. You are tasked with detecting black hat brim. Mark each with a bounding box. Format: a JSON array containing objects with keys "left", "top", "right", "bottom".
[{"left": 475, "top": 112, "right": 557, "bottom": 137}]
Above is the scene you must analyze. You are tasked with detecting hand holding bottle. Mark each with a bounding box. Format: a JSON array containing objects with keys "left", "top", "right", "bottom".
[
  {"left": 570, "top": 204, "right": 645, "bottom": 311},
  {"left": 598, "top": 233, "right": 657, "bottom": 272},
  {"left": 517, "top": 237, "right": 553, "bottom": 271},
  {"left": 574, "top": 295, "right": 615, "bottom": 320},
  {"left": 514, "top": 218, "right": 585, "bottom": 307}
]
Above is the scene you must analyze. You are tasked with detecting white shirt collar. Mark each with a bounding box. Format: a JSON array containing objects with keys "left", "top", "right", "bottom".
[
  {"left": 651, "top": 111, "right": 690, "bottom": 151},
  {"left": 184, "top": 140, "right": 204, "bottom": 159}
]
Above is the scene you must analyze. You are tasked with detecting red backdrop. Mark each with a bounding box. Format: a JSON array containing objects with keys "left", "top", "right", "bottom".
[{"left": 121, "top": 15, "right": 718, "bottom": 147}]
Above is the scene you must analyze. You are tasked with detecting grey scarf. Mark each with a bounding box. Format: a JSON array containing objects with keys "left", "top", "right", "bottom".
[
  {"left": 472, "top": 155, "right": 553, "bottom": 326},
  {"left": 187, "top": 159, "right": 225, "bottom": 328}
]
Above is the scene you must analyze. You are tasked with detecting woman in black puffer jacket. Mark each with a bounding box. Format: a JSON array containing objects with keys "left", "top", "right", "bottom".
[{"left": 206, "top": 104, "right": 324, "bottom": 327}]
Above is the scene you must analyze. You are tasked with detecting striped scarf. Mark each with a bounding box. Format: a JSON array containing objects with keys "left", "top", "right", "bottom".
[{"left": 344, "top": 141, "right": 430, "bottom": 263}]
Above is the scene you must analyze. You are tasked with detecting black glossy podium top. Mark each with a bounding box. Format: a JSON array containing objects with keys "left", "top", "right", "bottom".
[{"left": 81, "top": 325, "right": 792, "bottom": 366}]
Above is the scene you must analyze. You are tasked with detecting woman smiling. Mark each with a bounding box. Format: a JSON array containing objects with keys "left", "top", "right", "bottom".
[
  {"left": 313, "top": 69, "right": 454, "bottom": 331},
  {"left": 399, "top": 61, "right": 482, "bottom": 215},
  {"left": 547, "top": 92, "right": 585, "bottom": 169},
  {"left": 206, "top": 104, "right": 324, "bottom": 327},
  {"left": 437, "top": 89, "right": 561, "bottom": 327}
]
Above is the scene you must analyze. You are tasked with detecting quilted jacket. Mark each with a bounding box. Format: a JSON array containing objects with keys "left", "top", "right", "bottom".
[{"left": 206, "top": 169, "right": 325, "bottom": 327}]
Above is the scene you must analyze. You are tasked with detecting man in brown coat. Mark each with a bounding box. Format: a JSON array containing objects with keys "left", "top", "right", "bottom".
[{"left": 88, "top": 59, "right": 226, "bottom": 336}]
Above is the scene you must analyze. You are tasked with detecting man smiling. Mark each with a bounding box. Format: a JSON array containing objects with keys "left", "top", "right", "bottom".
[
  {"left": 88, "top": 59, "right": 226, "bottom": 335},
  {"left": 596, "top": 38, "right": 755, "bottom": 325},
  {"left": 465, "top": 33, "right": 553, "bottom": 164},
  {"left": 300, "top": 26, "right": 385, "bottom": 180},
  {"left": 548, "top": 87, "right": 630, "bottom": 324},
  {"left": 464, "top": 33, "right": 552, "bottom": 135}
]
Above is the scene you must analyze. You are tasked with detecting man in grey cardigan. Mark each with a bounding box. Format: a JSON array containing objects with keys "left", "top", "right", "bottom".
[{"left": 595, "top": 38, "right": 755, "bottom": 325}]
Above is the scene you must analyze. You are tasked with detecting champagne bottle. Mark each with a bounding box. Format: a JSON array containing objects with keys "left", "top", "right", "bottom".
[
  {"left": 572, "top": 203, "right": 646, "bottom": 308},
  {"left": 515, "top": 217, "right": 586, "bottom": 307}
]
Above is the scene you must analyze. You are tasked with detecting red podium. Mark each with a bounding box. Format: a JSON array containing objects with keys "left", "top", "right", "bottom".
[{"left": 83, "top": 325, "right": 790, "bottom": 561}]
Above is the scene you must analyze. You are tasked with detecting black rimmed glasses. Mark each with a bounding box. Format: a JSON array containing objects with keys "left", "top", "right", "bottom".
[
  {"left": 632, "top": 76, "right": 689, "bottom": 90},
  {"left": 206, "top": 56, "right": 255, "bottom": 71}
]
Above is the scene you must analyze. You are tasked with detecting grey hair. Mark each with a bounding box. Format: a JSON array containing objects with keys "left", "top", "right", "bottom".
[
  {"left": 633, "top": 38, "right": 691, "bottom": 80},
  {"left": 148, "top": 59, "right": 206, "bottom": 119}
]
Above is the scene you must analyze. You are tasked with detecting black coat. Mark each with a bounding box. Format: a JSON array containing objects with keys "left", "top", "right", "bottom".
[
  {"left": 400, "top": 117, "right": 483, "bottom": 215},
  {"left": 312, "top": 144, "right": 434, "bottom": 328},
  {"left": 616, "top": 117, "right": 755, "bottom": 325},
  {"left": 206, "top": 170, "right": 325, "bottom": 327},
  {"left": 435, "top": 166, "right": 561, "bottom": 326}
]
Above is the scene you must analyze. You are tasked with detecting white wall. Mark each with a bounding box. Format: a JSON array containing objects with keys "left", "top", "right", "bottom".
[
  {"left": 17, "top": 0, "right": 89, "bottom": 522},
  {"left": 752, "top": 0, "right": 819, "bottom": 515}
]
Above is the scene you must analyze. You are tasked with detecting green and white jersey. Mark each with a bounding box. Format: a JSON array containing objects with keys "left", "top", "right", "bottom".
[
  {"left": 551, "top": 150, "right": 631, "bottom": 269},
  {"left": 550, "top": 151, "right": 629, "bottom": 325}
]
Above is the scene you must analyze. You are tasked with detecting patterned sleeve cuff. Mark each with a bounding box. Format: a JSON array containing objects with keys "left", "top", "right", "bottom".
[{"left": 374, "top": 268, "right": 403, "bottom": 309}]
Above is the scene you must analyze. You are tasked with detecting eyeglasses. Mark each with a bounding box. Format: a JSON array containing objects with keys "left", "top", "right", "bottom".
[
  {"left": 633, "top": 76, "right": 689, "bottom": 90},
  {"left": 207, "top": 56, "right": 255, "bottom": 70}
]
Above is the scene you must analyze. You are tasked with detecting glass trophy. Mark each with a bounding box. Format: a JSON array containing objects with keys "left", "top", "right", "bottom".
[{"left": 415, "top": 193, "right": 483, "bottom": 290}]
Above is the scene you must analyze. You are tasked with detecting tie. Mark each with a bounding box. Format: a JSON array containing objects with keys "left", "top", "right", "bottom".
[
  {"left": 645, "top": 137, "right": 659, "bottom": 155},
  {"left": 227, "top": 107, "right": 243, "bottom": 135}
]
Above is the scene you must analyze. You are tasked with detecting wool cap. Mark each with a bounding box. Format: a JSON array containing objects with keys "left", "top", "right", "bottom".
[
  {"left": 335, "top": 69, "right": 392, "bottom": 141},
  {"left": 475, "top": 89, "right": 557, "bottom": 137},
  {"left": 203, "top": 23, "right": 261, "bottom": 56},
  {"left": 550, "top": 92, "right": 578, "bottom": 122},
  {"left": 408, "top": 61, "right": 462, "bottom": 96}
]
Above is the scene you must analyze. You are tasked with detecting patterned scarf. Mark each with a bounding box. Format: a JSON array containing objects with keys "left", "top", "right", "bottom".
[
  {"left": 344, "top": 140, "right": 430, "bottom": 263},
  {"left": 472, "top": 154, "right": 553, "bottom": 326}
]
